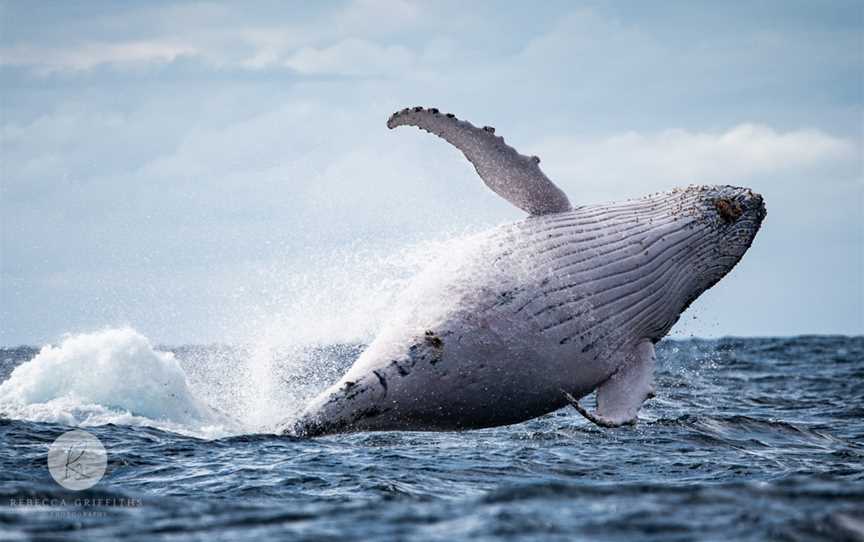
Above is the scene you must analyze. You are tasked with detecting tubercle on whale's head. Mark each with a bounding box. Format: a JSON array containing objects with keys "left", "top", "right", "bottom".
[{"left": 690, "top": 184, "right": 766, "bottom": 290}]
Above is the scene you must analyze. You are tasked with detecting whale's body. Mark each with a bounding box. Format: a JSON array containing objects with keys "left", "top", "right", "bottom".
[{"left": 282, "top": 107, "right": 766, "bottom": 436}]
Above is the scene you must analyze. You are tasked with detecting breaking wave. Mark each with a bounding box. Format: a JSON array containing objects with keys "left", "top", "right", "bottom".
[{"left": 0, "top": 328, "right": 239, "bottom": 438}]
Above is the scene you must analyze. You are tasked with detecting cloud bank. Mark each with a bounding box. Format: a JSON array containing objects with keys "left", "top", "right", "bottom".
[{"left": 1, "top": 1, "right": 861, "bottom": 344}]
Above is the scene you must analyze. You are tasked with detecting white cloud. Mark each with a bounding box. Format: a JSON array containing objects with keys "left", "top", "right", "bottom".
[
  {"left": 2, "top": 2, "right": 862, "bottom": 342},
  {"left": 534, "top": 124, "right": 858, "bottom": 199},
  {"left": 0, "top": 0, "right": 434, "bottom": 75},
  {"left": 332, "top": 0, "right": 421, "bottom": 33},
  {"left": 0, "top": 41, "right": 199, "bottom": 74}
]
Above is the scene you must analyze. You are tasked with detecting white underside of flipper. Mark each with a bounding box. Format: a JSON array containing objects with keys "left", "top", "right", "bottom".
[
  {"left": 564, "top": 341, "right": 656, "bottom": 427},
  {"left": 387, "top": 107, "right": 572, "bottom": 216}
]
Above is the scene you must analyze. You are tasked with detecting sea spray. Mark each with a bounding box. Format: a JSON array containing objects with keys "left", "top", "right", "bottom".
[
  {"left": 227, "top": 234, "right": 487, "bottom": 429},
  {"left": 0, "top": 328, "right": 237, "bottom": 437},
  {"left": 0, "top": 230, "right": 496, "bottom": 436}
]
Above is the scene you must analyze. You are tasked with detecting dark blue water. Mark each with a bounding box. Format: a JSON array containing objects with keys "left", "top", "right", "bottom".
[{"left": 1, "top": 336, "right": 863, "bottom": 541}]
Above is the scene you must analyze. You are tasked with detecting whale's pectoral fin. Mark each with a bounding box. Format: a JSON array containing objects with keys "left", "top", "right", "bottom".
[
  {"left": 563, "top": 341, "right": 656, "bottom": 428},
  {"left": 386, "top": 107, "right": 572, "bottom": 216}
]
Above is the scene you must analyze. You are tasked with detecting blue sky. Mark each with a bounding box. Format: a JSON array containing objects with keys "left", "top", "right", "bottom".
[{"left": 1, "top": 0, "right": 862, "bottom": 345}]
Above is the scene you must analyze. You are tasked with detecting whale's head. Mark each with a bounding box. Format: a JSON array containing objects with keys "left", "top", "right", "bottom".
[
  {"left": 631, "top": 184, "right": 765, "bottom": 340},
  {"left": 680, "top": 185, "right": 766, "bottom": 303}
]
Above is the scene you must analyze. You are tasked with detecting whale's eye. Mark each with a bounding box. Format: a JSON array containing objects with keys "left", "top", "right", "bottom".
[{"left": 714, "top": 198, "right": 743, "bottom": 224}]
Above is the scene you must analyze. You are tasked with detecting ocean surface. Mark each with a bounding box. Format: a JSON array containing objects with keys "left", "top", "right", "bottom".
[{"left": 0, "top": 333, "right": 862, "bottom": 541}]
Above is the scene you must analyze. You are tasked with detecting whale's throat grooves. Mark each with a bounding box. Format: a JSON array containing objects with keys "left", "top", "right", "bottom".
[{"left": 499, "top": 189, "right": 720, "bottom": 356}]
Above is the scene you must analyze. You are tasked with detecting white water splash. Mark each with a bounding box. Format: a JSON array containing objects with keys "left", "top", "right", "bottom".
[
  {"left": 225, "top": 233, "right": 493, "bottom": 430},
  {"left": 0, "top": 230, "right": 496, "bottom": 438},
  {"left": 0, "top": 328, "right": 239, "bottom": 438}
]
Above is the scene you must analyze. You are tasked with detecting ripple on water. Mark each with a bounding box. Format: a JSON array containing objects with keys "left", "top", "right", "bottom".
[{"left": 1, "top": 336, "right": 863, "bottom": 540}]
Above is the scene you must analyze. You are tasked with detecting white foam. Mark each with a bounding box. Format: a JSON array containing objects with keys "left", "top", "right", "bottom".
[{"left": 0, "top": 328, "right": 240, "bottom": 438}]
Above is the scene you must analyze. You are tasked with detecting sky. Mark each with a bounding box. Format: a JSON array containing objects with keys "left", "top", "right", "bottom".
[{"left": 0, "top": 0, "right": 862, "bottom": 346}]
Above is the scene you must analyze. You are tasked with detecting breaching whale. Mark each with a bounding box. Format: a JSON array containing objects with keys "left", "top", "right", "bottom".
[{"left": 281, "top": 107, "right": 766, "bottom": 436}]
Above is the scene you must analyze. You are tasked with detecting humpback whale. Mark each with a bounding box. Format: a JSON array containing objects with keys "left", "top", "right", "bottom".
[{"left": 281, "top": 107, "right": 766, "bottom": 436}]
